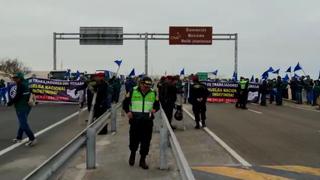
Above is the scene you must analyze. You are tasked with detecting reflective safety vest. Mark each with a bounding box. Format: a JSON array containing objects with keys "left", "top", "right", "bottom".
[
  {"left": 239, "top": 80, "right": 248, "bottom": 90},
  {"left": 130, "top": 87, "right": 156, "bottom": 113}
]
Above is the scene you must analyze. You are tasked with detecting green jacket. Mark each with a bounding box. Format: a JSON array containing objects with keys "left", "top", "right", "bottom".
[{"left": 9, "top": 79, "right": 31, "bottom": 111}]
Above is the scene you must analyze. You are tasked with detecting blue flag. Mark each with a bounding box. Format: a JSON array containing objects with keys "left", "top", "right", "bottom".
[
  {"left": 114, "top": 59, "right": 122, "bottom": 67},
  {"left": 75, "top": 70, "right": 80, "bottom": 80},
  {"left": 283, "top": 74, "right": 289, "bottom": 82},
  {"left": 285, "top": 66, "right": 291, "bottom": 73},
  {"left": 212, "top": 70, "right": 218, "bottom": 76},
  {"left": 261, "top": 71, "right": 269, "bottom": 80},
  {"left": 232, "top": 72, "right": 237, "bottom": 81},
  {"left": 128, "top": 68, "right": 135, "bottom": 77},
  {"left": 266, "top": 67, "right": 274, "bottom": 73},
  {"left": 293, "top": 73, "right": 300, "bottom": 79},
  {"left": 250, "top": 75, "right": 254, "bottom": 82},
  {"left": 294, "top": 62, "right": 302, "bottom": 72},
  {"left": 273, "top": 68, "right": 280, "bottom": 74},
  {"left": 65, "top": 69, "right": 71, "bottom": 79},
  {"left": 180, "top": 68, "right": 185, "bottom": 75}
]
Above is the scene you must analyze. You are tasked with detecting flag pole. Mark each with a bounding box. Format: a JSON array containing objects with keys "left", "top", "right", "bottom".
[{"left": 115, "top": 66, "right": 120, "bottom": 77}]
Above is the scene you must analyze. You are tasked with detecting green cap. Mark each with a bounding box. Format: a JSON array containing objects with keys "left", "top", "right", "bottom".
[{"left": 12, "top": 72, "right": 25, "bottom": 79}]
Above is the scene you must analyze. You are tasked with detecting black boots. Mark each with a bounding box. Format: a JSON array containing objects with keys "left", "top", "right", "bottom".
[
  {"left": 129, "top": 152, "right": 135, "bottom": 166},
  {"left": 129, "top": 153, "right": 148, "bottom": 169},
  {"left": 139, "top": 156, "right": 149, "bottom": 169},
  {"left": 201, "top": 121, "right": 206, "bottom": 128},
  {"left": 195, "top": 121, "right": 200, "bottom": 129}
]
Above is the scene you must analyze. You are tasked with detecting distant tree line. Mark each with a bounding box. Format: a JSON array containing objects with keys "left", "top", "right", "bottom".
[{"left": 0, "top": 58, "right": 31, "bottom": 77}]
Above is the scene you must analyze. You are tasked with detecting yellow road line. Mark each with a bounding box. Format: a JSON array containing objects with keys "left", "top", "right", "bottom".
[
  {"left": 264, "top": 165, "right": 320, "bottom": 176},
  {"left": 192, "top": 166, "right": 291, "bottom": 180}
]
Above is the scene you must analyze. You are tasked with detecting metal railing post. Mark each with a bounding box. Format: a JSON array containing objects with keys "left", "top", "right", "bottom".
[
  {"left": 87, "top": 92, "right": 97, "bottom": 126},
  {"left": 153, "top": 112, "right": 161, "bottom": 133},
  {"left": 111, "top": 105, "right": 117, "bottom": 133},
  {"left": 159, "top": 126, "right": 169, "bottom": 170},
  {"left": 86, "top": 128, "right": 96, "bottom": 169}
]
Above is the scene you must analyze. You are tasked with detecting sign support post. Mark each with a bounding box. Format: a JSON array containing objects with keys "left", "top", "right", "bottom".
[
  {"left": 145, "top": 32, "right": 148, "bottom": 75},
  {"left": 235, "top": 33, "right": 238, "bottom": 76},
  {"left": 53, "top": 32, "right": 57, "bottom": 70}
]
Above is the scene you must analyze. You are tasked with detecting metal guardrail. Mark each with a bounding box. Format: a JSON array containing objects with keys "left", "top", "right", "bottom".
[
  {"left": 159, "top": 106, "right": 195, "bottom": 180},
  {"left": 23, "top": 87, "right": 193, "bottom": 180},
  {"left": 23, "top": 95, "right": 122, "bottom": 180}
]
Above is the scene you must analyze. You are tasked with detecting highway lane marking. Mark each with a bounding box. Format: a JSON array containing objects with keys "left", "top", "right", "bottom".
[
  {"left": 284, "top": 104, "right": 320, "bottom": 113},
  {"left": 183, "top": 107, "right": 252, "bottom": 167},
  {"left": 264, "top": 165, "right": 320, "bottom": 176},
  {"left": 248, "top": 109, "right": 262, "bottom": 114},
  {"left": 0, "top": 107, "right": 87, "bottom": 158},
  {"left": 192, "top": 166, "right": 290, "bottom": 180}
]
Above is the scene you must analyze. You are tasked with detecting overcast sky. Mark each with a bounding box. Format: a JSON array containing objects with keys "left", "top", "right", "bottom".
[{"left": 0, "top": 0, "right": 319, "bottom": 79}]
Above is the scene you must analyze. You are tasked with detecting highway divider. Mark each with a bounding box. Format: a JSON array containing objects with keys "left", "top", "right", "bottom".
[
  {"left": 23, "top": 92, "right": 121, "bottom": 180},
  {"left": 159, "top": 105, "right": 195, "bottom": 180}
]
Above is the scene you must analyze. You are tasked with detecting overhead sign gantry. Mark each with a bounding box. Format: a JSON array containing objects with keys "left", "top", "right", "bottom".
[{"left": 53, "top": 26, "right": 238, "bottom": 76}]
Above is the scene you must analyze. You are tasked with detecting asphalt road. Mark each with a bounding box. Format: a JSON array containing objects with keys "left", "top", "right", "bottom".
[
  {"left": 205, "top": 102, "right": 320, "bottom": 166},
  {"left": 0, "top": 104, "right": 79, "bottom": 150},
  {"left": 0, "top": 104, "right": 88, "bottom": 180}
]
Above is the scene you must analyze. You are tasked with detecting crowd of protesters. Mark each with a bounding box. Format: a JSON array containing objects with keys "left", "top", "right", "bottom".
[{"left": 255, "top": 75, "right": 320, "bottom": 108}]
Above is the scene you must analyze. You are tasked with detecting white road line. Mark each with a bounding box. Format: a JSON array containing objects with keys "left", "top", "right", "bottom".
[
  {"left": 183, "top": 107, "right": 252, "bottom": 167},
  {"left": 0, "top": 107, "right": 87, "bottom": 157},
  {"left": 248, "top": 109, "right": 262, "bottom": 114},
  {"left": 285, "top": 104, "right": 320, "bottom": 113}
]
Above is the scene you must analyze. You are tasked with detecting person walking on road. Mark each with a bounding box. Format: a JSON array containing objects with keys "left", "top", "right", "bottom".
[
  {"left": 188, "top": 75, "right": 209, "bottom": 129},
  {"left": 237, "top": 77, "right": 249, "bottom": 109},
  {"left": 122, "top": 76, "right": 160, "bottom": 169},
  {"left": 275, "top": 76, "right": 283, "bottom": 105},
  {"left": 159, "top": 76, "right": 177, "bottom": 129},
  {"left": 259, "top": 80, "right": 268, "bottom": 106},
  {"left": 7, "top": 72, "right": 37, "bottom": 146},
  {"left": 87, "top": 73, "right": 111, "bottom": 134}
]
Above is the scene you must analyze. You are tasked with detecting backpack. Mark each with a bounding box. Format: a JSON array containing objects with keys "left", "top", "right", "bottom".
[{"left": 174, "top": 105, "right": 183, "bottom": 121}]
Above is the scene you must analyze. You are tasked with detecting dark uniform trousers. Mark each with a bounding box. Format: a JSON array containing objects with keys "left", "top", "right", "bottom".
[
  {"left": 192, "top": 102, "right": 206, "bottom": 123},
  {"left": 129, "top": 117, "right": 153, "bottom": 156}
]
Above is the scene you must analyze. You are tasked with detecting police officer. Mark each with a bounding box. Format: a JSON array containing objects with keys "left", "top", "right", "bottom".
[
  {"left": 188, "top": 75, "right": 209, "bottom": 129},
  {"left": 122, "top": 76, "right": 160, "bottom": 169},
  {"left": 237, "top": 77, "right": 249, "bottom": 109}
]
